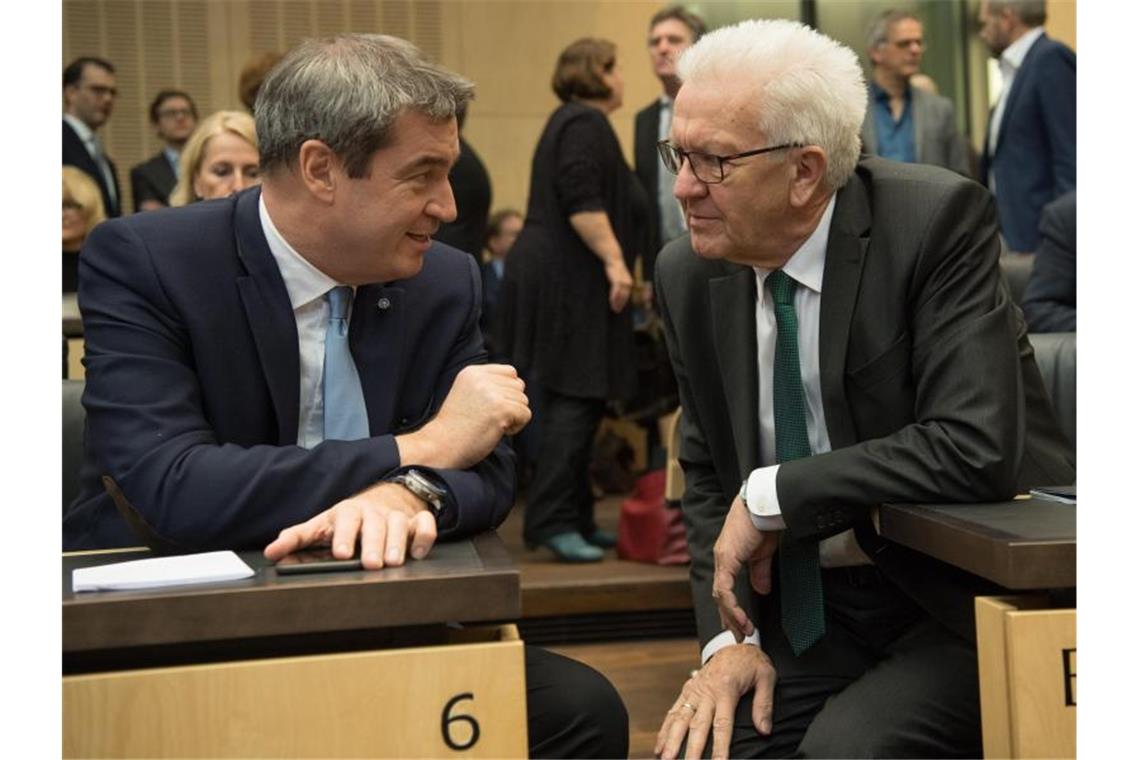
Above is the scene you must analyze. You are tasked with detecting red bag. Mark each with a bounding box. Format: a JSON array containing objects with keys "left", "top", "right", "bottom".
[{"left": 617, "top": 469, "right": 690, "bottom": 565}]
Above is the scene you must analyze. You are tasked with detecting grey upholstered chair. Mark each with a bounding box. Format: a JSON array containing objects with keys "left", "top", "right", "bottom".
[{"left": 1027, "top": 332, "right": 1076, "bottom": 455}]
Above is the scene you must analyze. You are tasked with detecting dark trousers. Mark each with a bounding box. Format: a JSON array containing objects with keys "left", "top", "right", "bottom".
[
  {"left": 524, "top": 388, "right": 606, "bottom": 545},
  {"left": 708, "top": 566, "right": 982, "bottom": 758},
  {"left": 526, "top": 646, "right": 629, "bottom": 758}
]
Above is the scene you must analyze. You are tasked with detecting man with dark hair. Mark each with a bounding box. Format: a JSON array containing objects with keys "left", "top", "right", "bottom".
[
  {"left": 65, "top": 33, "right": 626, "bottom": 758},
  {"left": 62, "top": 56, "right": 121, "bottom": 217},
  {"left": 634, "top": 5, "right": 707, "bottom": 278},
  {"left": 978, "top": 0, "right": 1076, "bottom": 252},
  {"left": 860, "top": 10, "right": 970, "bottom": 176},
  {"left": 130, "top": 90, "right": 199, "bottom": 212}
]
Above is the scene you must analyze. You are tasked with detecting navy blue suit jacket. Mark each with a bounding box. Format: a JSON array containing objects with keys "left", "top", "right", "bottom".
[
  {"left": 64, "top": 187, "right": 514, "bottom": 551},
  {"left": 980, "top": 34, "right": 1076, "bottom": 252},
  {"left": 62, "top": 120, "right": 121, "bottom": 218}
]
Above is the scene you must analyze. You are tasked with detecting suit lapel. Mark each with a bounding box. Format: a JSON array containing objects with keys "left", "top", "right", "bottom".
[
  {"left": 351, "top": 284, "right": 405, "bottom": 434},
  {"left": 709, "top": 268, "right": 760, "bottom": 475},
  {"left": 818, "top": 178, "right": 872, "bottom": 450},
  {"left": 233, "top": 188, "right": 301, "bottom": 445}
]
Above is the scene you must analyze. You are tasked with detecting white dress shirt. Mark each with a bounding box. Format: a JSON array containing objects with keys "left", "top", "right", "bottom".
[
  {"left": 258, "top": 195, "right": 350, "bottom": 448},
  {"left": 986, "top": 26, "right": 1045, "bottom": 188},
  {"left": 702, "top": 193, "right": 873, "bottom": 663}
]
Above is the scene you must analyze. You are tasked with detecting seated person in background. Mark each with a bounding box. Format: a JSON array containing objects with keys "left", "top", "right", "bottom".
[
  {"left": 62, "top": 166, "right": 106, "bottom": 293},
  {"left": 481, "top": 208, "right": 522, "bottom": 360},
  {"left": 1021, "top": 191, "right": 1076, "bottom": 332},
  {"left": 64, "top": 33, "right": 625, "bottom": 759},
  {"left": 130, "top": 90, "right": 199, "bottom": 212},
  {"left": 650, "top": 19, "right": 1074, "bottom": 759},
  {"left": 169, "top": 110, "right": 260, "bottom": 205}
]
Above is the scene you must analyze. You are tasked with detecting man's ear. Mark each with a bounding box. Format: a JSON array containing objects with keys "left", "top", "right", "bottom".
[
  {"left": 789, "top": 146, "right": 827, "bottom": 208},
  {"left": 868, "top": 45, "right": 882, "bottom": 67},
  {"left": 297, "top": 139, "right": 338, "bottom": 204}
]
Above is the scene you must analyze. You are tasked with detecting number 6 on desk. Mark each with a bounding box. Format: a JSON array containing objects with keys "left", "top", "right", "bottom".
[{"left": 442, "top": 692, "right": 480, "bottom": 751}]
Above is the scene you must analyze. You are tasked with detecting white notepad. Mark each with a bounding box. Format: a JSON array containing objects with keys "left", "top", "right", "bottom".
[{"left": 72, "top": 551, "right": 255, "bottom": 593}]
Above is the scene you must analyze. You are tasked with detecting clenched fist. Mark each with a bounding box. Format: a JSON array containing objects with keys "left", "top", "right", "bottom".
[{"left": 397, "top": 364, "right": 531, "bottom": 470}]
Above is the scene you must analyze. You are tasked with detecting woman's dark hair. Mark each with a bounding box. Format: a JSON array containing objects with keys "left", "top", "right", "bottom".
[{"left": 551, "top": 38, "right": 617, "bottom": 103}]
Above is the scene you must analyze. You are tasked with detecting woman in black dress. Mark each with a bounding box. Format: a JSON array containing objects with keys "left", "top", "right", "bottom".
[{"left": 499, "top": 38, "right": 650, "bottom": 562}]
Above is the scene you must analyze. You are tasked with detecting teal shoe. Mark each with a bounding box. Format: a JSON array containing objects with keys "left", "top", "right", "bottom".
[
  {"left": 544, "top": 531, "right": 604, "bottom": 563},
  {"left": 584, "top": 529, "right": 618, "bottom": 549}
]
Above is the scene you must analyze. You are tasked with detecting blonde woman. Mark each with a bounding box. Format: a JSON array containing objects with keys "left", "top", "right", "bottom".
[
  {"left": 62, "top": 166, "right": 106, "bottom": 292},
  {"left": 169, "top": 110, "right": 260, "bottom": 205}
]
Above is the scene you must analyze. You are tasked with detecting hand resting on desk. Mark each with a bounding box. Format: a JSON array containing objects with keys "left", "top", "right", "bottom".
[{"left": 264, "top": 481, "right": 436, "bottom": 569}]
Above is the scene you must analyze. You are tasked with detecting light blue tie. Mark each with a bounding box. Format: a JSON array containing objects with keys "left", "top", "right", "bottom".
[{"left": 323, "top": 286, "right": 369, "bottom": 441}]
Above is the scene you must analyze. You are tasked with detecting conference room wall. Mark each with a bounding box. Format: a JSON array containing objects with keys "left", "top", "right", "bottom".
[
  {"left": 61, "top": 0, "right": 803, "bottom": 216},
  {"left": 62, "top": 1, "right": 1070, "bottom": 215}
]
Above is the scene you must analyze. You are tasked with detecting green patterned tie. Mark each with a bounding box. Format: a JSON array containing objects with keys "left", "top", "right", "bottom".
[{"left": 765, "top": 270, "right": 825, "bottom": 655}]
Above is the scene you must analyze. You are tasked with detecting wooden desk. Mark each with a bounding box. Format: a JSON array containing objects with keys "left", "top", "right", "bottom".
[
  {"left": 879, "top": 498, "right": 1075, "bottom": 589},
  {"left": 879, "top": 499, "right": 1076, "bottom": 759},
  {"left": 63, "top": 533, "right": 528, "bottom": 758}
]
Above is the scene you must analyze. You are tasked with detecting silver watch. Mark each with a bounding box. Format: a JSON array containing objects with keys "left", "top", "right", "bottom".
[{"left": 392, "top": 469, "right": 446, "bottom": 515}]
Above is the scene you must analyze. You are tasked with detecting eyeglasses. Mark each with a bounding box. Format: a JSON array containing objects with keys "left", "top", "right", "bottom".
[
  {"left": 657, "top": 139, "right": 801, "bottom": 184},
  {"left": 158, "top": 108, "right": 195, "bottom": 119},
  {"left": 83, "top": 84, "right": 117, "bottom": 98}
]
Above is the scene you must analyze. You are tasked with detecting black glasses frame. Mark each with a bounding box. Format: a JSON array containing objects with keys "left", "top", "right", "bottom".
[{"left": 657, "top": 139, "right": 802, "bottom": 184}]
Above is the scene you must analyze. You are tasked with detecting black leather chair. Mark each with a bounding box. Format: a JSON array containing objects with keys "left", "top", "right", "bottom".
[
  {"left": 1000, "top": 253, "right": 1036, "bottom": 306},
  {"left": 1027, "top": 332, "right": 1076, "bottom": 455},
  {"left": 63, "top": 380, "right": 86, "bottom": 512}
]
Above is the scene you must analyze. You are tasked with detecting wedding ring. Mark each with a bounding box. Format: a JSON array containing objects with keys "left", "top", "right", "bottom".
[{"left": 681, "top": 702, "right": 696, "bottom": 713}]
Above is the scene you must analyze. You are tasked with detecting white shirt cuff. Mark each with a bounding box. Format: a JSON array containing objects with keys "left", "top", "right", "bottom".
[
  {"left": 744, "top": 465, "right": 786, "bottom": 530},
  {"left": 701, "top": 629, "right": 761, "bottom": 664}
]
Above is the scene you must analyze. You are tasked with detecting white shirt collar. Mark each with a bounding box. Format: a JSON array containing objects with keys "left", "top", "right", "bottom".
[
  {"left": 753, "top": 193, "right": 837, "bottom": 295},
  {"left": 258, "top": 194, "right": 341, "bottom": 311},
  {"left": 658, "top": 93, "right": 674, "bottom": 108},
  {"left": 1001, "top": 26, "right": 1045, "bottom": 72},
  {"left": 64, "top": 113, "right": 96, "bottom": 144}
]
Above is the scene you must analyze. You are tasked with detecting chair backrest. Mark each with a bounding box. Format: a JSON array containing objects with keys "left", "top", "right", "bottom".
[
  {"left": 1000, "top": 253, "right": 1036, "bottom": 306},
  {"left": 1027, "top": 332, "right": 1076, "bottom": 454},
  {"left": 63, "top": 379, "right": 86, "bottom": 512}
]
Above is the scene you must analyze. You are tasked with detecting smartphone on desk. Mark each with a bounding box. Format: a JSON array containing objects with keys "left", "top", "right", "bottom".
[{"left": 274, "top": 547, "right": 364, "bottom": 575}]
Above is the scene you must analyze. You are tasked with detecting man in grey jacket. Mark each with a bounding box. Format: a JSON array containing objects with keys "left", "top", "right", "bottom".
[{"left": 860, "top": 9, "right": 971, "bottom": 177}]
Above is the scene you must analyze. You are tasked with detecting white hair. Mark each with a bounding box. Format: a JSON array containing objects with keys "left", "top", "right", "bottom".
[{"left": 677, "top": 19, "right": 867, "bottom": 190}]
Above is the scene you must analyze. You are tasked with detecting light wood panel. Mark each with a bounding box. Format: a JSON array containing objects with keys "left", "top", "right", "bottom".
[
  {"left": 975, "top": 596, "right": 1077, "bottom": 759},
  {"left": 1046, "top": 0, "right": 1076, "bottom": 51},
  {"left": 64, "top": 624, "right": 527, "bottom": 758}
]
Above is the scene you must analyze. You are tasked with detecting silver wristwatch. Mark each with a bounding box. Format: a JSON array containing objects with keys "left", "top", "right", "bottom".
[{"left": 392, "top": 469, "right": 447, "bottom": 515}]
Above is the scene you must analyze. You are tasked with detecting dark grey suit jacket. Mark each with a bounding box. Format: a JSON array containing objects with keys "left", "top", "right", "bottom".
[
  {"left": 860, "top": 87, "right": 971, "bottom": 177},
  {"left": 655, "top": 157, "right": 1075, "bottom": 648}
]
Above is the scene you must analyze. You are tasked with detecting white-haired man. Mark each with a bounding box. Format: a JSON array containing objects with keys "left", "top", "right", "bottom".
[{"left": 651, "top": 19, "right": 1073, "bottom": 759}]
